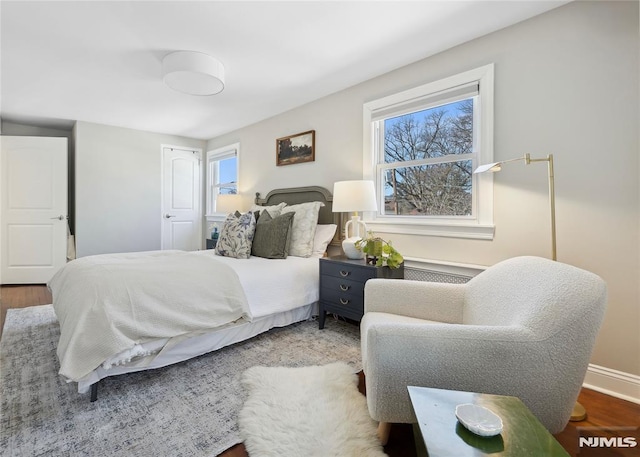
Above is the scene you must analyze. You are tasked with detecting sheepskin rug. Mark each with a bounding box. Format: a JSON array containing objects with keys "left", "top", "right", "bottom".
[{"left": 239, "top": 362, "right": 387, "bottom": 457}]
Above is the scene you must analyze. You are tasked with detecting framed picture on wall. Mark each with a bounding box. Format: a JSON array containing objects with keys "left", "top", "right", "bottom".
[{"left": 276, "top": 130, "right": 315, "bottom": 166}]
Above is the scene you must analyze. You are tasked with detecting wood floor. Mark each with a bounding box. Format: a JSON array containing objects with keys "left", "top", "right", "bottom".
[
  {"left": 0, "top": 284, "right": 52, "bottom": 339},
  {"left": 2, "top": 284, "right": 639, "bottom": 457}
]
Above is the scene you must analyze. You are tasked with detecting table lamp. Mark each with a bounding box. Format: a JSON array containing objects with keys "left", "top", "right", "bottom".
[
  {"left": 216, "top": 194, "right": 243, "bottom": 215},
  {"left": 332, "top": 180, "right": 378, "bottom": 259}
]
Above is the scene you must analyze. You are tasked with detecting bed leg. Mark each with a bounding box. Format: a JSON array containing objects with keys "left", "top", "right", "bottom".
[{"left": 90, "top": 383, "right": 98, "bottom": 402}]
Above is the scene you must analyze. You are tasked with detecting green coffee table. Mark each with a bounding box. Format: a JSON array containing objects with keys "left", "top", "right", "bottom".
[{"left": 408, "top": 386, "right": 569, "bottom": 456}]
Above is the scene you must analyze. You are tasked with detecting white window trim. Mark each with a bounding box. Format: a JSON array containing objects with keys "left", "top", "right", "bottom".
[
  {"left": 205, "top": 142, "right": 239, "bottom": 219},
  {"left": 362, "top": 64, "right": 495, "bottom": 240}
]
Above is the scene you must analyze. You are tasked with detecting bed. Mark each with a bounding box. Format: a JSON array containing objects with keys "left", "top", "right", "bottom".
[{"left": 48, "top": 186, "right": 338, "bottom": 400}]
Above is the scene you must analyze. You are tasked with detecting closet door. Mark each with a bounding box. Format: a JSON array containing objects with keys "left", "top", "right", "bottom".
[{"left": 1, "top": 136, "right": 68, "bottom": 284}]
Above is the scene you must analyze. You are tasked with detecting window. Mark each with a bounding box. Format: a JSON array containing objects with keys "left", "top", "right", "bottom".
[
  {"left": 206, "top": 143, "right": 238, "bottom": 216},
  {"left": 363, "top": 64, "right": 495, "bottom": 239}
]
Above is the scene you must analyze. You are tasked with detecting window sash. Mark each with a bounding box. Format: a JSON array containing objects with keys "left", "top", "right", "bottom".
[
  {"left": 380, "top": 159, "right": 474, "bottom": 218},
  {"left": 374, "top": 97, "right": 478, "bottom": 169},
  {"left": 210, "top": 156, "right": 237, "bottom": 189}
]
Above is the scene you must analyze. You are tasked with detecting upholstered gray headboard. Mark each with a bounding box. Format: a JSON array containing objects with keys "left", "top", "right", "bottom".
[{"left": 254, "top": 186, "right": 336, "bottom": 225}]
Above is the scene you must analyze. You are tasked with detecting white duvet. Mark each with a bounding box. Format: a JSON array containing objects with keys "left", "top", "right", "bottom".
[
  {"left": 203, "top": 251, "right": 320, "bottom": 318},
  {"left": 49, "top": 250, "right": 251, "bottom": 382}
]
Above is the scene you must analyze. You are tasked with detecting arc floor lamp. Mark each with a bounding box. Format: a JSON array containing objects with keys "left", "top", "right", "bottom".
[
  {"left": 474, "top": 153, "right": 556, "bottom": 261},
  {"left": 474, "top": 153, "right": 587, "bottom": 422}
]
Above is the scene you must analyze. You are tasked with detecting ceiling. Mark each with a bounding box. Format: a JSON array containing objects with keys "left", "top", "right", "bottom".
[{"left": 1, "top": 1, "right": 568, "bottom": 140}]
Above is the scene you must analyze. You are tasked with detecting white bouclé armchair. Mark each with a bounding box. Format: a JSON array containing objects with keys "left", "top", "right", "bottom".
[{"left": 361, "top": 256, "right": 607, "bottom": 435}]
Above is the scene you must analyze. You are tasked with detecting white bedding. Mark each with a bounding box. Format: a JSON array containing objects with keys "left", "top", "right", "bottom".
[
  {"left": 199, "top": 251, "right": 320, "bottom": 317},
  {"left": 79, "top": 303, "right": 316, "bottom": 393},
  {"left": 49, "top": 250, "right": 321, "bottom": 392},
  {"left": 50, "top": 250, "right": 252, "bottom": 382}
]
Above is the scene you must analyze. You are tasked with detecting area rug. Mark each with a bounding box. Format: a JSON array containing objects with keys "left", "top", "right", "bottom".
[
  {"left": 0, "top": 305, "right": 361, "bottom": 457},
  {"left": 239, "top": 363, "right": 386, "bottom": 457}
]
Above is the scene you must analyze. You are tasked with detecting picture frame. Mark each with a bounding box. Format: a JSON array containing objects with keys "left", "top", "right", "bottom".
[{"left": 276, "top": 130, "right": 315, "bottom": 166}]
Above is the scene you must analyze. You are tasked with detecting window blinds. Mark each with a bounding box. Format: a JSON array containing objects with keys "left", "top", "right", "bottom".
[{"left": 371, "top": 81, "right": 479, "bottom": 122}]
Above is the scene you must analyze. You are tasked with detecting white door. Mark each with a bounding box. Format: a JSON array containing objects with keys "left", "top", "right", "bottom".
[
  {"left": 161, "top": 147, "right": 201, "bottom": 251},
  {"left": 1, "top": 136, "right": 68, "bottom": 284}
]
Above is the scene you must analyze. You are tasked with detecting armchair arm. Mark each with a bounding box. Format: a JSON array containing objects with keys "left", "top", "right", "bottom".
[
  {"left": 362, "top": 317, "right": 575, "bottom": 432},
  {"left": 364, "top": 279, "right": 465, "bottom": 323}
]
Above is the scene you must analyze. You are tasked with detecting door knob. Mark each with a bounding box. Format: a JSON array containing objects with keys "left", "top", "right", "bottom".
[
  {"left": 50, "top": 215, "right": 65, "bottom": 220},
  {"left": 164, "top": 214, "right": 177, "bottom": 219}
]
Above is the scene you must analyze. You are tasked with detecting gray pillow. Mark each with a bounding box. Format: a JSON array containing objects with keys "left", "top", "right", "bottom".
[{"left": 251, "top": 211, "right": 295, "bottom": 259}]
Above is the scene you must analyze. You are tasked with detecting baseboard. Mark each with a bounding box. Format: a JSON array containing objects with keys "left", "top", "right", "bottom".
[{"left": 583, "top": 364, "right": 640, "bottom": 405}]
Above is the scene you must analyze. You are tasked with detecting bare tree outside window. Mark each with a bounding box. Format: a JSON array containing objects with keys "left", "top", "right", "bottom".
[{"left": 382, "top": 99, "right": 474, "bottom": 216}]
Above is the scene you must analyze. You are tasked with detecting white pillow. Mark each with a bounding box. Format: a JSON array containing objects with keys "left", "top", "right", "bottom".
[
  {"left": 281, "top": 201, "right": 325, "bottom": 257},
  {"left": 312, "top": 224, "right": 337, "bottom": 257},
  {"left": 250, "top": 202, "right": 287, "bottom": 218}
]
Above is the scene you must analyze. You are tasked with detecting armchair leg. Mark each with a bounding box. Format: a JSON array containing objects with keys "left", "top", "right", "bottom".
[
  {"left": 570, "top": 401, "right": 587, "bottom": 421},
  {"left": 377, "top": 422, "right": 392, "bottom": 446}
]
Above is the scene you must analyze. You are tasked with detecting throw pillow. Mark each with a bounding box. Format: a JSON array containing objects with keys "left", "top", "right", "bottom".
[
  {"left": 250, "top": 202, "right": 287, "bottom": 218},
  {"left": 214, "top": 212, "right": 256, "bottom": 259},
  {"left": 251, "top": 211, "right": 295, "bottom": 259},
  {"left": 311, "top": 224, "right": 337, "bottom": 257},
  {"left": 281, "top": 201, "right": 325, "bottom": 257}
]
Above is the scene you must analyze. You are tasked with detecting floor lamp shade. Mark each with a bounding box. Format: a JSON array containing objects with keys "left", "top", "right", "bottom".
[{"left": 332, "top": 180, "right": 377, "bottom": 259}]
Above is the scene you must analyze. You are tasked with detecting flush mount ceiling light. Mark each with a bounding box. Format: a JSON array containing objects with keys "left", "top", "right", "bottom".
[{"left": 162, "top": 51, "right": 225, "bottom": 96}]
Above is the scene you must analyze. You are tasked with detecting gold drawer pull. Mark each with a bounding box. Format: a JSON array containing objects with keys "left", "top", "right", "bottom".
[
  {"left": 339, "top": 284, "right": 350, "bottom": 291},
  {"left": 339, "top": 298, "right": 349, "bottom": 305},
  {"left": 339, "top": 270, "right": 350, "bottom": 277}
]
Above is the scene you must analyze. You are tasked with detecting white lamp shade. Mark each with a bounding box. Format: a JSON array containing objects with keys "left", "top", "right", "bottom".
[
  {"left": 162, "top": 51, "right": 225, "bottom": 96},
  {"left": 332, "top": 180, "right": 377, "bottom": 213},
  {"left": 216, "top": 194, "right": 242, "bottom": 214}
]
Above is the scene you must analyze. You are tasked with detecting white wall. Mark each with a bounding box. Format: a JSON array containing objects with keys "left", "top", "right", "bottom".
[
  {"left": 208, "top": 2, "right": 639, "bottom": 377},
  {"left": 74, "top": 121, "right": 206, "bottom": 257}
]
